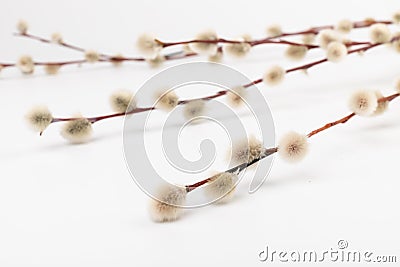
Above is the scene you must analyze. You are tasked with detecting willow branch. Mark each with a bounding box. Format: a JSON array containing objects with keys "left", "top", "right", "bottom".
[
  {"left": 307, "top": 93, "right": 400, "bottom": 138},
  {"left": 185, "top": 92, "right": 400, "bottom": 192},
  {"left": 158, "top": 19, "right": 392, "bottom": 48}
]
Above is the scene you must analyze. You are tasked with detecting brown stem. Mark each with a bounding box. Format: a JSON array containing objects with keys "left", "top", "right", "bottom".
[
  {"left": 307, "top": 113, "right": 356, "bottom": 138},
  {"left": 15, "top": 32, "right": 87, "bottom": 54},
  {"left": 52, "top": 107, "right": 156, "bottom": 124},
  {"left": 161, "top": 37, "right": 319, "bottom": 49},
  {"left": 307, "top": 93, "right": 400, "bottom": 138},
  {"left": 159, "top": 19, "right": 393, "bottom": 48},
  {"left": 0, "top": 52, "right": 198, "bottom": 70},
  {"left": 380, "top": 93, "right": 400, "bottom": 102},
  {"left": 15, "top": 32, "right": 181, "bottom": 61}
]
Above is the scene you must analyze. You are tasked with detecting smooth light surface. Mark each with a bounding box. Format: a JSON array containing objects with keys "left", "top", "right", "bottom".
[{"left": 1, "top": 0, "right": 400, "bottom": 266}]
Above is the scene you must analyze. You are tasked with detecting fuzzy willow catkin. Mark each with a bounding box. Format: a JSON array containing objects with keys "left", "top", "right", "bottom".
[
  {"left": 183, "top": 100, "right": 206, "bottom": 120},
  {"left": 263, "top": 65, "right": 286, "bottom": 85},
  {"left": 326, "top": 42, "right": 348, "bottom": 62},
  {"left": 149, "top": 185, "right": 187, "bottom": 222},
  {"left": 318, "top": 29, "right": 341, "bottom": 49},
  {"left": 230, "top": 137, "right": 264, "bottom": 165},
  {"left": 335, "top": 19, "right": 354, "bottom": 33},
  {"left": 348, "top": 90, "right": 379, "bottom": 116},
  {"left": 155, "top": 91, "right": 179, "bottom": 111},
  {"left": 277, "top": 132, "right": 309, "bottom": 163},
  {"left": 60, "top": 117, "right": 93, "bottom": 143},
  {"left": 370, "top": 23, "right": 392, "bottom": 44},
  {"left": 109, "top": 90, "right": 136, "bottom": 113},
  {"left": 226, "top": 86, "right": 247, "bottom": 107},
  {"left": 137, "top": 33, "right": 162, "bottom": 58},
  {"left": 189, "top": 30, "right": 219, "bottom": 56},
  {"left": 17, "top": 55, "right": 34, "bottom": 74},
  {"left": 26, "top": 106, "right": 53, "bottom": 134},
  {"left": 204, "top": 172, "right": 238, "bottom": 203}
]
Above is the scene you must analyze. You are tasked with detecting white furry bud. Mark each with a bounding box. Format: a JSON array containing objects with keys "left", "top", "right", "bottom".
[
  {"left": 17, "top": 55, "right": 34, "bottom": 74},
  {"left": 205, "top": 172, "right": 238, "bottom": 203},
  {"left": 182, "top": 44, "right": 194, "bottom": 54},
  {"left": 370, "top": 23, "right": 391, "bottom": 44},
  {"left": 183, "top": 100, "right": 205, "bottom": 120},
  {"left": 371, "top": 91, "right": 388, "bottom": 116},
  {"left": 348, "top": 90, "right": 378, "bottom": 116},
  {"left": 146, "top": 54, "right": 165, "bottom": 68},
  {"left": 264, "top": 65, "right": 285, "bottom": 86},
  {"left": 278, "top": 131, "right": 309, "bottom": 163},
  {"left": 224, "top": 37, "right": 251, "bottom": 58},
  {"left": 285, "top": 45, "right": 308, "bottom": 60},
  {"left": 317, "top": 29, "right": 341, "bottom": 49},
  {"left": 393, "top": 11, "right": 400, "bottom": 24},
  {"left": 326, "top": 42, "right": 347, "bottom": 62},
  {"left": 109, "top": 90, "right": 136, "bottom": 113},
  {"left": 335, "top": 19, "right": 353, "bottom": 33},
  {"left": 302, "top": 33, "right": 316, "bottom": 45},
  {"left": 84, "top": 50, "right": 100, "bottom": 63},
  {"left": 230, "top": 136, "right": 263, "bottom": 164},
  {"left": 208, "top": 50, "right": 223, "bottom": 62},
  {"left": 17, "top": 20, "right": 28, "bottom": 34},
  {"left": 393, "top": 36, "right": 400, "bottom": 53},
  {"left": 61, "top": 117, "right": 93, "bottom": 143},
  {"left": 44, "top": 64, "right": 61, "bottom": 75},
  {"left": 266, "top": 24, "right": 282, "bottom": 37},
  {"left": 148, "top": 185, "right": 187, "bottom": 222},
  {"left": 26, "top": 106, "right": 53, "bottom": 133},
  {"left": 155, "top": 90, "right": 179, "bottom": 111},
  {"left": 190, "top": 30, "right": 218, "bottom": 55},
  {"left": 51, "top": 32, "right": 63, "bottom": 44},
  {"left": 396, "top": 78, "right": 400, "bottom": 93},
  {"left": 227, "top": 86, "right": 246, "bottom": 107},
  {"left": 136, "top": 33, "right": 162, "bottom": 58}
]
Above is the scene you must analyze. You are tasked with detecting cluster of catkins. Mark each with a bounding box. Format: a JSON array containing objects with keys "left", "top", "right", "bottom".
[
  {"left": 22, "top": 11, "right": 400, "bottom": 222},
  {"left": 147, "top": 82, "right": 400, "bottom": 222},
  {"left": 26, "top": 79, "right": 400, "bottom": 223}
]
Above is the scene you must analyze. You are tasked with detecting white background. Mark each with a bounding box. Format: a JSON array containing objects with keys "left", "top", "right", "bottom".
[{"left": 1, "top": 0, "right": 400, "bottom": 266}]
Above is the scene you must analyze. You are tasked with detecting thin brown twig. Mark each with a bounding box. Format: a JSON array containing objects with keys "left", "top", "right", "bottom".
[
  {"left": 158, "top": 19, "right": 393, "bottom": 48},
  {"left": 15, "top": 32, "right": 87, "bottom": 54},
  {"left": 161, "top": 38, "right": 320, "bottom": 49},
  {"left": 307, "top": 93, "right": 400, "bottom": 138},
  {"left": 0, "top": 32, "right": 200, "bottom": 70},
  {"left": 0, "top": 52, "right": 198, "bottom": 70}
]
